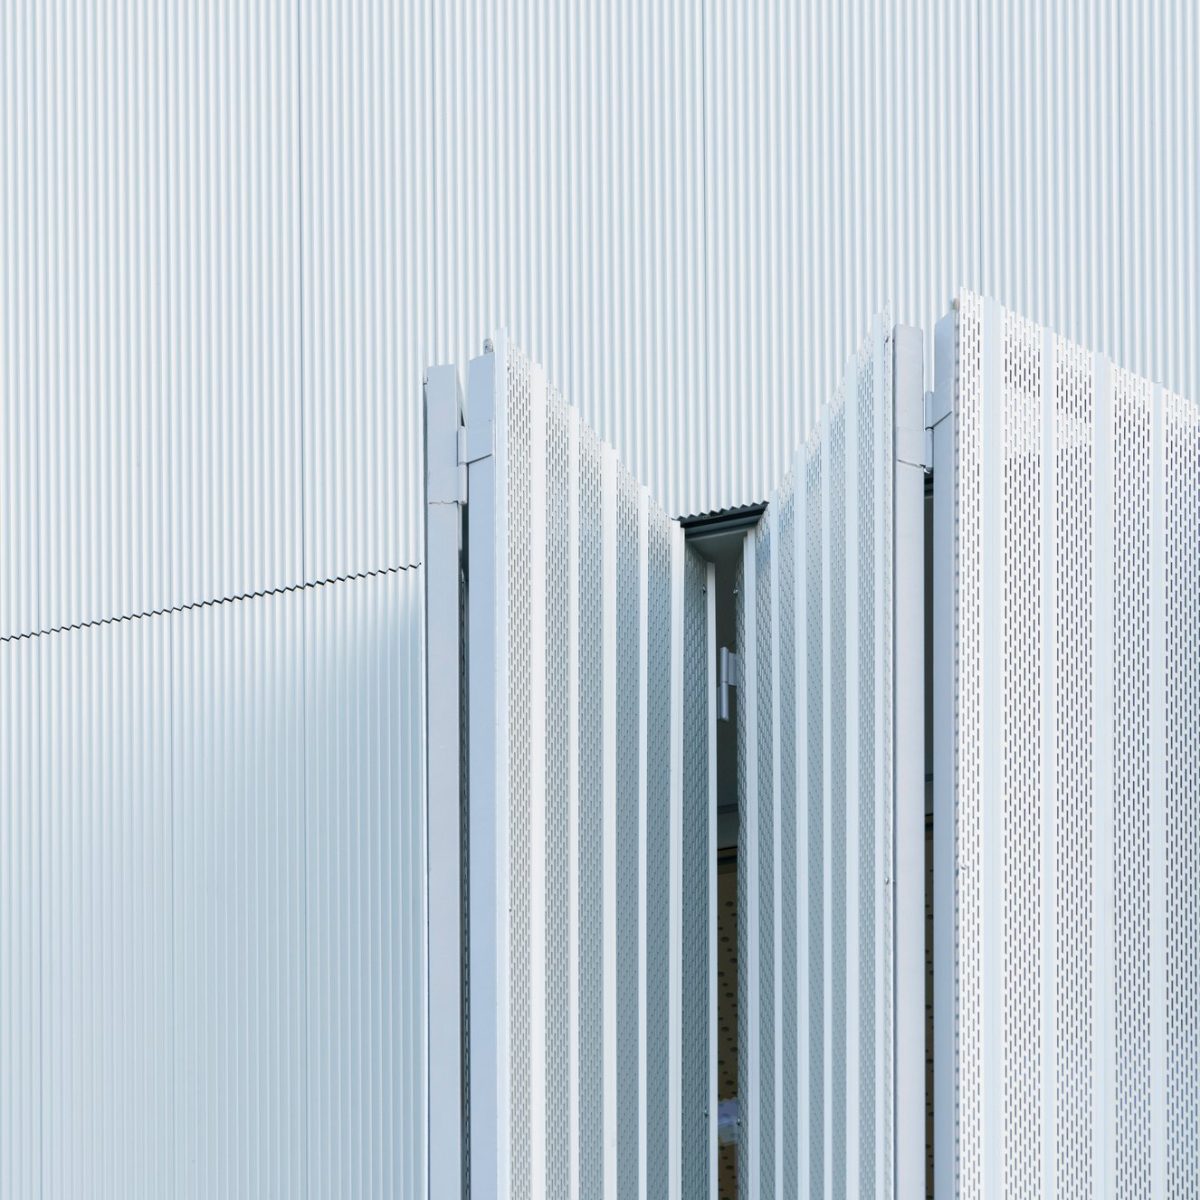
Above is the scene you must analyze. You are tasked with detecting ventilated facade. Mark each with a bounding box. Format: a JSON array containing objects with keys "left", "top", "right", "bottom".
[
  {"left": 735, "top": 319, "right": 923, "bottom": 1198},
  {"left": 426, "top": 337, "right": 716, "bottom": 1199},
  {"left": 932, "top": 289, "right": 1200, "bottom": 1198}
]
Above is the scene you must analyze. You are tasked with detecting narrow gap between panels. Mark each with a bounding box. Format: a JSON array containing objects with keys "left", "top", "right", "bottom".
[{"left": 685, "top": 514, "right": 756, "bottom": 1196}]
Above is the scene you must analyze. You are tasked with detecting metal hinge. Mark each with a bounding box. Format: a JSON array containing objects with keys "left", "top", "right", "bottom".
[
  {"left": 458, "top": 421, "right": 494, "bottom": 467},
  {"left": 438, "top": 420, "right": 494, "bottom": 505},
  {"left": 718, "top": 647, "right": 740, "bottom": 722}
]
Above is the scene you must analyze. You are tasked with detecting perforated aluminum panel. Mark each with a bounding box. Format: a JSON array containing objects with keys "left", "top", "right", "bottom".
[
  {"left": 736, "top": 317, "right": 901, "bottom": 1198},
  {"left": 461, "top": 335, "right": 714, "bottom": 1199},
  {"left": 935, "top": 289, "right": 1200, "bottom": 1197}
]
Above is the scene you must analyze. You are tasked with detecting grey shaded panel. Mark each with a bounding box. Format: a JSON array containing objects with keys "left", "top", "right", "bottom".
[
  {"left": 829, "top": 397, "right": 848, "bottom": 1200},
  {"left": 777, "top": 476, "right": 798, "bottom": 1200},
  {"left": 577, "top": 425, "right": 605, "bottom": 1200},
  {"left": 645, "top": 509, "right": 673, "bottom": 1200},
  {"left": 754, "top": 512, "right": 775, "bottom": 1194},
  {"left": 680, "top": 546, "right": 711, "bottom": 1199},
  {"left": 615, "top": 465, "right": 641, "bottom": 1200},
  {"left": 805, "top": 443, "right": 825, "bottom": 1200}
]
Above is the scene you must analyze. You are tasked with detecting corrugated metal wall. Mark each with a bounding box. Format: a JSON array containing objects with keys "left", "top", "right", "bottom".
[
  {"left": 2, "top": 2, "right": 1196, "bottom": 1193},
  {"left": 1, "top": 571, "right": 426, "bottom": 1198},
  {"left": 932, "top": 290, "right": 1199, "bottom": 1198},
  {"left": 4, "top": 1, "right": 1196, "bottom": 627}
]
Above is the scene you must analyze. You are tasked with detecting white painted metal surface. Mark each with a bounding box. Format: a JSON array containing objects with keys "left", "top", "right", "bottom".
[
  {"left": 0, "top": 568, "right": 427, "bottom": 1199},
  {"left": 6, "top": 2, "right": 1198, "bottom": 638},
  {"left": 736, "top": 317, "right": 922, "bottom": 1198},
  {"left": 933, "top": 289, "right": 1200, "bottom": 1198},
  {"left": 2, "top": 3, "right": 1198, "bottom": 1193},
  {"left": 451, "top": 336, "right": 713, "bottom": 1199}
]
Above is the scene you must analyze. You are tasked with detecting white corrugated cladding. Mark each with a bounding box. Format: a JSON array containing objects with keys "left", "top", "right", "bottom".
[
  {"left": 0, "top": 569, "right": 426, "bottom": 1198},
  {"left": 1, "top": 0, "right": 1197, "bottom": 1192},
  {"left": 4, "top": 2, "right": 1198, "bottom": 635},
  {"left": 932, "top": 290, "right": 1199, "bottom": 1198}
]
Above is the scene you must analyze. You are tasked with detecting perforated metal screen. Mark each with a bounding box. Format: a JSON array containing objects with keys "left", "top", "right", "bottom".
[
  {"left": 932, "top": 290, "right": 1200, "bottom": 1198},
  {"left": 427, "top": 335, "right": 717, "bottom": 1200},
  {"left": 736, "top": 317, "right": 924, "bottom": 1198}
]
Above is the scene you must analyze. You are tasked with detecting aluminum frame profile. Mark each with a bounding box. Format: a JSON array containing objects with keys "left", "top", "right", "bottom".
[
  {"left": 424, "top": 364, "right": 468, "bottom": 1200},
  {"left": 424, "top": 335, "right": 716, "bottom": 1199},
  {"left": 735, "top": 315, "right": 925, "bottom": 1199},
  {"left": 932, "top": 289, "right": 1200, "bottom": 1197}
]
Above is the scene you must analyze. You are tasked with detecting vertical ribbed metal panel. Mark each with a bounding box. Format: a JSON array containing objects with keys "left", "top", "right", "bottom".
[
  {"left": 298, "top": 0, "right": 432, "bottom": 583},
  {"left": 0, "top": 1, "right": 303, "bottom": 638},
  {"left": 0, "top": 569, "right": 426, "bottom": 1198},
  {"left": 302, "top": 568, "right": 427, "bottom": 1200},
  {"left": 3, "top": 2, "right": 1198, "bottom": 608},
  {"left": 461, "top": 337, "right": 711, "bottom": 1197},
  {"left": 703, "top": 0, "right": 977, "bottom": 511},
  {"left": 704, "top": 0, "right": 1197, "bottom": 517},
  {"left": 0, "top": 636, "right": 42, "bottom": 1197},
  {"left": 937, "top": 288, "right": 1200, "bottom": 1197},
  {"left": 429, "top": 0, "right": 708, "bottom": 523},
  {"left": 171, "top": 591, "right": 307, "bottom": 1199},
  {"left": 736, "top": 318, "right": 902, "bottom": 1196}
]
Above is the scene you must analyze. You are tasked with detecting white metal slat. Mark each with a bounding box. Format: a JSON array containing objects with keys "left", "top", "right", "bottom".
[
  {"left": 1040, "top": 328, "right": 1059, "bottom": 1200},
  {"left": 979, "top": 296, "right": 1005, "bottom": 1200},
  {"left": 844, "top": 352, "right": 862, "bottom": 1200},
  {"left": 892, "top": 323, "right": 926, "bottom": 1200},
  {"left": 529, "top": 360, "right": 548, "bottom": 1200},
  {"left": 1092, "top": 352, "right": 1116, "bottom": 1200},
  {"left": 466, "top": 342, "right": 504, "bottom": 1200},
  {"left": 1148, "top": 382, "right": 1167, "bottom": 1198}
]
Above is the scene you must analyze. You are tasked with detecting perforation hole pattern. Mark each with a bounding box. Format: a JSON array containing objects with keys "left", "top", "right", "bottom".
[
  {"left": 545, "top": 386, "right": 571, "bottom": 1198},
  {"left": 505, "top": 344, "right": 534, "bottom": 1200},
  {"left": 949, "top": 291, "right": 1200, "bottom": 1195},
  {"left": 953, "top": 291, "right": 984, "bottom": 1199},
  {"left": 1053, "top": 335, "right": 1096, "bottom": 1200},
  {"left": 1164, "top": 389, "right": 1200, "bottom": 1197},
  {"left": 1001, "top": 310, "right": 1044, "bottom": 1196},
  {"left": 1113, "top": 366, "right": 1151, "bottom": 1195}
]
